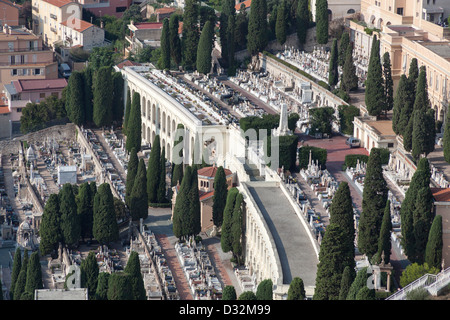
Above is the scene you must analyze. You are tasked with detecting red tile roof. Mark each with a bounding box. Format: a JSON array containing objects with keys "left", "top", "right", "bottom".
[
  {"left": 61, "top": 18, "right": 94, "bottom": 33},
  {"left": 155, "top": 7, "right": 176, "bottom": 14},
  {"left": 116, "top": 59, "right": 142, "bottom": 70},
  {"left": 197, "top": 166, "right": 232, "bottom": 178},
  {"left": 235, "top": 0, "right": 251, "bottom": 11},
  {"left": 42, "top": 0, "right": 73, "bottom": 8},
  {"left": 13, "top": 78, "right": 67, "bottom": 92},
  {"left": 199, "top": 191, "right": 214, "bottom": 202},
  {"left": 134, "top": 22, "right": 163, "bottom": 30},
  {"left": 0, "top": 106, "right": 10, "bottom": 114},
  {"left": 432, "top": 188, "right": 450, "bottom": 202}
]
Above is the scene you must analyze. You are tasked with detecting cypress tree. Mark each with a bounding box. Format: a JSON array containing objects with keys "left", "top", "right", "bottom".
[
  {"left": 315, "top": 0, "right": 329, "bottom": 45},
  {"left": 13, "top": 270, "right": 27, "bottom": 302},
  {"left": 328, "top": 181, "right": 355, "bottom": 271},
  {"left": 231, "top": 192, "right": 244, "bottom": 265},
  {"left": 77, "top": 182, "right": 93, "bottom": 241},
  {"left": 169, "top": 14, "right": 182, "bottom": 66},
  {"left": 173, "top": 166, "right": 192, "bottom": 239},
  {"left": 365, "top": 36, "right": 384, "bottom": 117},
  {"left": 238, "top": 291, "right": 257, "bottom": 300},
  {"left": 157, "top": 146, "right": 167, "bottom": 203},
  {"left": 147, "top": 135, "right": 161, "bottom": 204},
  {"left": 83, "top": 67, "right": 94, "bottom": 124},
  {"left": 93, "top": 66, "right": 113, "bottom": 127},
  {"left": 123, "top": 89, "right": 131, "bottom": 135},
  {"left": 247, "top": 0, "right": 268, "bottom": 55},
  {"left": 125, "top": 147, "right": 138, "bottom": 207},
  {"left": 196, "top": 20, "right": 214, "bottom": 75},
  {"left": 413, "top": 187, "right": 434, "bottom": 264},
  {"left": 408, "top": 58, "right": 419, "bottom": 98},
  {"left": 21, "top": 249, "right": 29, "bottom": 276},
  {"left": 235, "top": 4, "right": 248, "bottom": 50},
  {"left": 130, "top": 158, "right": 148, "bottom": 221},
  {"left": 328, "top": 38, "right": 339, "bottom": 87},
  {"left": 212, "top": 166, "right": 228, "bottom": 228},
  {"left": 39, "top": 193, "right": 61, "bottom": 256},
  {"left": 227, "top": 14, "right": 236, "bottom": 76},
  {"left": 287, "top": 277, "right": 306, "bottom": 300},
  {"left": 355, "top": 286, "right": 376, "bottom": 300},
  {"left": 66, "top": 71, "right": 85, "bottom": 126},
  {"left": 124, "top": 251, "right": 147, "bottom": 300},
  {"left": 425, "top": 215, "right": 443, "bottom": 270},
  {"left": 172, "top": 163, "right": 183, "bottom": 186},
  {"left": 159, "top": 18, "right": 171, "bottom": 70},
  {"left": 382, "top": 52, "right": 394, "bottom": 117},
  {"left": 93, "top": 183, "right": 119, "bottom": 245},
  {"left": 112, "top": 72, "right": 125, "bottom": 123},
  {"left": 338, "top": 31, "right": 350, "bottom": 67},
  {"left": 188, "top": 166, "right": 201, "bottom": 236},
  {"left": 392, "top": 75, "right": 410, "bottom": 135},
  {"left": 125, "top": 92, "right": 142, "bottom": 153},
  {"left": 275, "top": 0, "right": 287, "bottom": 45},
  {"left": 358, "top": 148, "right": 388, "bottom": 257},
  {"left": 59, "top": 183, "right": 80, "bottom": 248},
  {"left": 256, "top": 279, "right": 273, "bottom": 300},
  {"left": 95, "top": 272, "right": 110, "bottom": 300},
  {"left": 403, "top": 117, "right": 414, "bottom": 152},
  {"left": 107, "top": 273, "right": 133, "bottom": 300},
  {"left": 182, "top": 0, "right": 200, "bottom": 70},
  {"left": 444, "top": 109, "right": 450, "bottom": 163},
  {"left": 24, "top": 251, "right": 43, "bottom": 296},
  {"left": 346, "top": 267, "right": 368, "bottom": 300},
  {"left": 80, "top": 251, "right": 99, "bottom": 299},
  {"left": 10, "top": 248, "right": 22, "bottom": 300},
  {"left": 313, "top": 224, "right": 347, "bottom": 300},
  {"left": 374, "top": 200, "right": 392, "bottom": 264},
  {"left": 222, "top": 285, "right": 237, "bottom": 300},
  {"left": 340, "top": 44, "right": 358, "bottom": 93},
  {"left": 296, "top": 0, "right": 309, "bottom": 46},
  {"left": 338, "top": 266, "right": 353, "bottom": 300},
  {"left": 221, "top": 187, "right": 239, "bottom": 253}
]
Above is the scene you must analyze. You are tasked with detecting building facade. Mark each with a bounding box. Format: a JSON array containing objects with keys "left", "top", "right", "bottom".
[
  {"left": 60, "top": 17, "right": 105, "bottom": 50},
  {"left": 0, "top": 0, "right": 20, "bottom": 27},
  {"left": 310, "top": 0, "right": 360, "bottom": 21},
  {"left": 77, "top": 0, "right": 132, "bottom": 18}
]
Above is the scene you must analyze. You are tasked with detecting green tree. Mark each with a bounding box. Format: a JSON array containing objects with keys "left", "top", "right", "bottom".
[
  {"left": 83, "top": 67, "right": 94, "bottom": 123},
  {"left": 425, "top": 215, "right": 443, "bottom": 270},
  {"left": 231, "top": 193, "right": 244, "bottom": 265},
  {"left": 346, "top": 267, "right": 368, "bottom": 300},
  {"left": 221, "top": 187, "right": 239, "bottom": 253},
  {"left": 157, "top": 146, "right": 167, "bottom": 203},
  {"left": 112, "top": 72, "right": 125, "bottom": 123},
  {"left": 222, "top": 285, "right": 237, "bottom": 300},
  {"left": 238, "top": 291, "right": 257, "bottom": 300},
  {"left": 93, "top": 183, "right": 119, "bottom": 245},
  {"left": 400, "top": 263, "right": 439, "bottom": 288},
  {"left": 93, "top": 66, "right": 113, "bottom": 127},
  {"left": 10, "top": 248, "right": 22, "bottom": 300},
  {"left": 123, "top": 89, "right": 131, "bottom": 135},
  {"left": 408, "top": 58, "right": 419, "bottom": 99},
  {"left": 95, "top": 272, "right": 110, "bottom": 300},
  {"left": 169, "top": 14, "right": 182, "bottom": 66},
  {"left": 355, "top": 286, "right": 375, "bottom": 300},
  {"left": 365, "top": 36, "right": 384, "bottom": 117},
  {"left": 444, "top": 108, "right": 450, "bottom": 163},
  {"left": 186, "top": 166, "right": 201, "bottom": 236},
  {"left": 296, "top": 0, "right": 310, "bottom": 45},
  {"left": 340, "top": 44, "right": 358, "bottom": 93},
  {"left": 59, "top": 183, "right": 80, "bottom": 247},
  {"left": 172, "top": 166, "right": 192, "bottom": 239},
  {"left": 373, "top": 200, "right": 392, "bottom": 264},
  {"left": 247, "top": 0, "right": 268, "bottom": 55},
  {"left": 125, "top": 92, "right": 142, "bottom": 153},
  {"left": 338, "top": 31, "right": 350, "bottom": 67},
  {"left": 235, "top": 4, "right": 248, "bottom": 50},
  {"left": 315, "top": 0, "right": 329, "bottom": 44},
  {"left": 124, "top": 251, "right": 147, "bottom": 300},
  {"left": 212, "top": 166, "right": 228, "bottom": 228},
  {"left": 147, "top": 135, "right": 161, "bottom": 204},
  {"left": 130, "top": 159, "right": 149, "bottom": 221},
  {"left": 182, "top": 0, "right": 200, "bottom": 70},
  {"left": 196, "top": 20, "right": 214, "bottom": 74},
  {"left": 77, "top": 182, "right": 93, "bottom": 241},
  {"left": 80, "top": 251, "right": 99, "bottom": 299},
  {"left": 39, "top": 194, "right": 61, "bottom": 256},
  {"left": 392, "top": 75, "right": 410, "bottom": 135},
  {"left": 382, "top": 52, "right": 394, "bottom": 116},
  {"left": 66, "top": 71, "right": 85, "bottom": 125},
  {"left": 13, "top": 270, "right": 27, "bottom": 302},
  {"left": 275, "top": 0, "right": 287, "bottom": 45},
  {"left": 159, "top": 18, "right": 171, "bottom": 70},
  {"left": 413, "top": 187, "right": 434, "bottom": 264},
  {"left": 107, "top": 272, "right": 133, "bottom": 300},
  {"left": 256, "top": 279, "right": 273, "bottom": 300},
  {"left": 338, "top": 266, "right": 353, "bottom": 300},
  {"left": 287, "top": 277, "right": 306, "bottom": 300},
  {"left": 226, "top": 14, "right": 236, "bottom": 76},
  {"left": 328, "top": 38, "right": 339, "bottom": 87},
  {"left": 125, "top": 147, "right": 138, "bottom": 207},
  {"left": 358, "top": 148, "right": 388, "bottom": 257}
]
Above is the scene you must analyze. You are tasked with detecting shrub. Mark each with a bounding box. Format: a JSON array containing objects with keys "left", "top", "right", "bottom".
[
  {"left": 344, "top": 154, "right": 369, "bottom": 169},
  {"left": 338, "top": 104, "right": 360, "bottom": 135},
  {"left": 298, "top": 146, "right": 327, "bottom": 169}
]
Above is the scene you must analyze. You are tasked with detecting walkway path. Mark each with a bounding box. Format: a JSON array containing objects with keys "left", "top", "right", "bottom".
[{"left": 93, "top": 129, "right": 127, "bottom": 183}]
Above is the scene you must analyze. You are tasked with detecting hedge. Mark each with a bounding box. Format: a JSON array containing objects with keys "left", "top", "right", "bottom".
[
  {"left": 372, "top": 147, "right": 390, "bottom": 165},
  {"left": 344, "top": 154, "right": 369, "bottom": 169},
  {"left": 298, "top": 145, "right": 327, "bottom": 170},
  {"left": 338, "top": 104, "right": 360, "bottom": 135},
  {"left": 265, "top": 134, "right": 299, "bottom": 172}
]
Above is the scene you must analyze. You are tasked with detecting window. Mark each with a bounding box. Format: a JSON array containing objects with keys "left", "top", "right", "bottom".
[
  {"left": 34, "top": 68, "right": 41, "bottom": 75},
  {"left": 397, "top": 8, "right": 404, "bottom": 15},
  {"left": 388, "top": 143, "right": 394, "bottom": 148},
  {"left": 16, "top": 108, "right": 23, "bottom": 113},
  {"left": 51, "top": 92, "right": 59, "bottom": 97},
  {"left": 116, "top": 6, "right": 126, "bottom": 12},
  {"left": 40, "top": 92, "right": 46, "bottom": 99},
  {"left": 11, "top": 69, "right": 17, "bottom": 76}
]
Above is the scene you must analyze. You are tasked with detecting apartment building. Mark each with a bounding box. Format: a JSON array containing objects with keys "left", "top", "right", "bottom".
[
  {"left": 349, "top": 0, "right": 450, "bottom": 123},
  {"left": 0, "top": 25, "right": 58, "bottom": 91},
  {"left": 78, "top": 0, "right": 132, "bottom": 18},
  {"left": 0, "top": 0, "right": 20, "bottom": 26},
  {"left": 60, "top": 17, "right": 105, "bottom": 50}
]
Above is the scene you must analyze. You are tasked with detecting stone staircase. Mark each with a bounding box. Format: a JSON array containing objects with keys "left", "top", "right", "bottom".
[{"left": 243, "top": 162, "right": 265, "bottom": 181}]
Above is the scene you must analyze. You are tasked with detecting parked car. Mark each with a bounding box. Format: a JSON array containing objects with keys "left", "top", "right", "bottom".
[
  {"left": 346, "top": 137, "right": 361, "bottom": 148},
  {"left": 59, "top": 63, "right": 71, "bottom": 78}
]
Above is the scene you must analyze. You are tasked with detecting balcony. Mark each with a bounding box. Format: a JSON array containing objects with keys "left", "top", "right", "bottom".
[
  {"left": 50, "top": 27, "right": 57, "bottom": 34},
  {"left": 50, "top": 13, "right": 57, "bottom": 21},
  {"left": 32, "top": 6, "right": 39, "bottom": 13}
]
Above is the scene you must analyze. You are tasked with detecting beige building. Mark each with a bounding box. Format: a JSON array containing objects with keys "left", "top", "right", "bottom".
[
  {"left": 311, "top": 0, "right": 360, "bottom": 21},
  {"left": 353, "top": 115, "right": 397, "bottom": 153},
  {"left": 60, "top": 18, "right": 105, "bottom": 50},
  {"left": 349, "top": 0, "right": 450, "bottom": 123}
]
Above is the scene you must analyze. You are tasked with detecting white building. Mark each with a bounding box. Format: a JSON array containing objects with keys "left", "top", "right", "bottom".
[
  {"left": 57, "top": 165, "right": 77, "bottom": 185},
  {"left": 60, "top": 18, "right": 105, "bottom": 50},
  {"left": 310, "top": 0, "right": 360, "bottom": 21}
]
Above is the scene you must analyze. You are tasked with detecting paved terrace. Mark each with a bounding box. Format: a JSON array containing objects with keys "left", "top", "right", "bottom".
[{"left": 246, "top": 184, "right": 318, "bottom": 288}]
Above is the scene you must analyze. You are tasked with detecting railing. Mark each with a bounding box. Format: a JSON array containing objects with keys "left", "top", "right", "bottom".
[
  {"left": 386, "top": 266, "right": 450, "bottom": 300},
  {"left": 0, "top": 47, "right": 44, "bottom": 53},
  {"left": 50, "top": 13, "right": 57, "bottom": 21}
]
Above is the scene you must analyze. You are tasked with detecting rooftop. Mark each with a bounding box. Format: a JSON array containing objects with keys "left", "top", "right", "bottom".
[
  {"left": 235, "top": 0, "right": 251, "bottom": 10},
  {"left": 42, "top": 0, "right": 74, "bottom": 8},
  {"left": 155, "top": 7, "right": 176, "bottom": 14},
  {"left": 420, "top": 42, "right": 450, "bottom": 60},
  {"left": 12, "top": 78, "right": 67, "bottom": 93},
  {"left": 366, "top": 120, "right": 396, "bottom": 137},
  {"left": 198, "top": 165, "right": 233, "bottom": 178},
  {"left": 431, "top": 187, "right": 450, "bottom": 202},
  {"left": 132, "top": 22, "right": 163, "bottom": 30},
  {"left": 35, "top": 288, "right": 88, "bottom": 300},
  {"left": 61, "top": 18, "right": 95, "bottom": 33}
]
